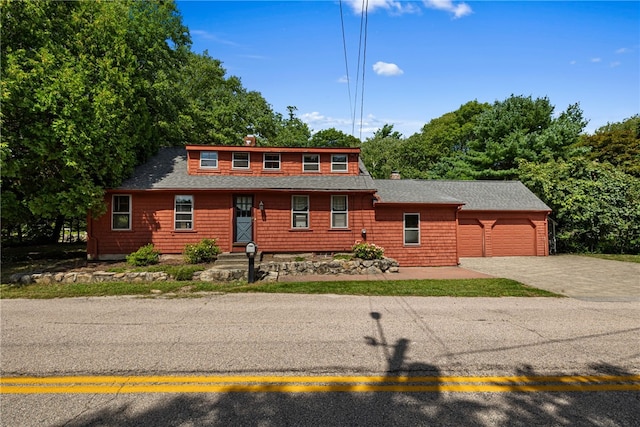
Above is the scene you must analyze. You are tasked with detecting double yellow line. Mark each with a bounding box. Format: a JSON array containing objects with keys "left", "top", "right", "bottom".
[{"left": 2, "top": 374, "right": 639, "bottom": 394}]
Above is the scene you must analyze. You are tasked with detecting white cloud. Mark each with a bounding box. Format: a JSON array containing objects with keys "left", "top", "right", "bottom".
[
  {"left": 373, "top": 61, "right": 404, "bottom": 76},
  {"left": 569, "top": 60, "right": 577, "bottom": 65},
  {"left": 338, "top": 75, "right": 350, "bottom": 84},
  {"left": 591, "top": 57, "right": 602, "bottom": 63},
  {"left": 424, "top": 0, "right": 472, "bottom": 18},
  {"left": 610, "top": 61, "right": 621, "bottom": 68},
  {"left": 615, "top": 47, "right": 631, "bottom": 54},
  {"left": 190, "top": 30, "right": 238, "bottom": 46},
  {"left": 345, "top": 0, "right": 420, "bottom": 15}
]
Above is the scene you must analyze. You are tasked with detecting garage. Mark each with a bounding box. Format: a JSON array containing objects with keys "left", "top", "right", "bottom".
[
  {"left": 458, "top": 219, "right": 484, "bottom": 257},
  {"left": 491, "top": 218, "right": 536, "bottom": 256}
]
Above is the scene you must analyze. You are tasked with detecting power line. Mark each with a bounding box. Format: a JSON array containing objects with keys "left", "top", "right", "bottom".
[
  {"left": 340, "top": 0, "right": 369, "bottom": 138},
  {"left": 339, "top": 0, "right": 354, "bottom": 135},
  {"left": 359, "top": 0, "right": 369, "bottom": 140}
]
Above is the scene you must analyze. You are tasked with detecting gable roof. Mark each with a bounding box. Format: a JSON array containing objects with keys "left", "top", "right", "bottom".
[
  {"left": 117, "top": 148, "right": 377, "bottom": 192},
  {"left": 375, "top": 179, "right": 550, "bottom": 211}
]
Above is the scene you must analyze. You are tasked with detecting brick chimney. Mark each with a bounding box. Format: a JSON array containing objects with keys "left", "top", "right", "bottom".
[
  {"left": 244, "top": 135, "right": 256, "bottom": 146},
  {"left": 390, "top": 170, "right": 401, "bottom": 180}
]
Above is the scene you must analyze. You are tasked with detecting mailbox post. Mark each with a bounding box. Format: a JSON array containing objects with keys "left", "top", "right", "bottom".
[{"left": 245, "top": 241, "right": 257, "bottom": 283}]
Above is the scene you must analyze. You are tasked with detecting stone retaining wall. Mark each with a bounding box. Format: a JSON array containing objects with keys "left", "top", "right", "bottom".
[{"left": 10, "top": 258, "right": 399, "bottom": 284}]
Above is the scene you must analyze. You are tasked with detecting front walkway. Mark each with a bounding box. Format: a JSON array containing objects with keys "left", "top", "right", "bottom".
[{"left": 460, "top": 255, "right": 640, "bottom": 302}]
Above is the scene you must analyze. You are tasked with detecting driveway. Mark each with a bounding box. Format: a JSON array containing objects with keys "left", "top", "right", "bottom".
[{"left": 460, "top": 255, "right": 640, "bottom": 302}]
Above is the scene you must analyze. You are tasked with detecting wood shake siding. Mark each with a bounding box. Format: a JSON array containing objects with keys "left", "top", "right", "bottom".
[
  {"left": 373, "top": 205, "right": 459, "bottom": 266},
  {"left": 88, "top": 146, "right": 550, "bottom": 264}
]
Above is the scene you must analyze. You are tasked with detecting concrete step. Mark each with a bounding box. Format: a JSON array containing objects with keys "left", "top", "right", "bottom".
[{"left": 214, "top": 252, "right": 261, "bottom": 269}]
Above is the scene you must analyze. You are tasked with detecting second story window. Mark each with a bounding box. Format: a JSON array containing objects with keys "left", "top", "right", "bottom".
[
  {"left": 232, "top": 152, "right": 250, "bottom": 169},
  {"left": 331, "top": 154, "right": 348, "bottom": 172},
  {"left": 263, "top": 153, "right": 281, "bottom": 170},
  {"left": 200, "top": 151, "right": 218, "bottom": 168},
  {"left": 303, "top": 154, "right": 320, "bottom": 172}
]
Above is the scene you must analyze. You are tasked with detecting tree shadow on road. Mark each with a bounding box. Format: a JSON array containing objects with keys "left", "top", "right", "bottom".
[{"left": 57, "top": 312, "right": 638, "bottom": 427}]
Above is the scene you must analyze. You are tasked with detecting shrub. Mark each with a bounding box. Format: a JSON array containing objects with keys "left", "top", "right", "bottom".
[
  {"left": 126, "top": 244, "right": 160, "bottom": 266},
  {"left": 184, "top": 238, "right": 221, "bottom": 264},
  {"left": 351, "top": 242, "right": 384, "bottom": 260}
]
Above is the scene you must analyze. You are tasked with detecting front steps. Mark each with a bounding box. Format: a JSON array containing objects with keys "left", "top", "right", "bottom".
[{"left": 214, "top": 252, "right": 261, "bottom": 270}]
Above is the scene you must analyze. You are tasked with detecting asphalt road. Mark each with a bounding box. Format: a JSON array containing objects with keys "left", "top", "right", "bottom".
[{"left": 1, "top": 295, "right": 639, "bottom": 426}]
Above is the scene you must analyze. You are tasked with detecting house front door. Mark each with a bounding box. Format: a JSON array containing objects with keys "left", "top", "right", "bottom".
[{"left": 234, "top": 195, "right": 253, "bottom": 243}]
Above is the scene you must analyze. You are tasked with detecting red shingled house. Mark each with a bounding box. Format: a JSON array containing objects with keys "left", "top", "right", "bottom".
[{"left": 87, "top": 138, "right": 551, "bottom": 266}]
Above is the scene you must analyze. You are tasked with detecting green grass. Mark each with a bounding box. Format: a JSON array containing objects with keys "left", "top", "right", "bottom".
[
  {"left": 0, "top": 278, "right": 560, "bottom": 299},
  {"left": 579, "top": 253, "right": 640, "bottom": 264}
]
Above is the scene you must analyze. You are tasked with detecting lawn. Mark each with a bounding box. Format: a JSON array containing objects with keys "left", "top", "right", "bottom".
[{"left": 0, "top": 278, "right": 559, "bottom": 299}]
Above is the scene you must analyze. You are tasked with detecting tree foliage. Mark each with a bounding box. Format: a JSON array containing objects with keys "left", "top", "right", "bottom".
[
  {"left": 309, "top": 128, "right": 360, "bottom": 148},
  {"left": 452, "top": 96, "right": 587, "bottom": 179},
  {"left": 1, "top": 0, "right": 190, "bottom": 240},
  {"left": 167, "top": 51, "right": 279, "bottom": 146},
  {"left": 267, "top": 106, "right": 312, "bottom": 147},
  {"left": 520, "top": 158, "right": 640, "bottom": 254},
  {"left": 577, "top": 115, "right": 640, "bottom": 177},
  {"left": 360, "top": 124, "right": 403, "bottom": 179}
]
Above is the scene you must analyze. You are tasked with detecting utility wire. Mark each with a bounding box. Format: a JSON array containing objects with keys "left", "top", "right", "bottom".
[
  {"left": 339, "top": 0, "right": 354, "bottom": 136},
  {"left": 358, "top": 0, "right": 369, "bottom": 140}
]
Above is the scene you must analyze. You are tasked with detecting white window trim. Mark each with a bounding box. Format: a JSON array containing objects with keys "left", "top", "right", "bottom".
[
  {"left": 302, "top": 154, "right": 320, "bottom": 173},
  {"left": 111, "top": 195, "right": 131, "bottom": 231},
  {"left": 331, "top": 154, "right": 348, "bottom": 173},
  {"left": 404, "top": 213, "right": 420, "bottom": 245},
  {"left": 200, "top": 151, "right": 218, "bottom": 168},
  {"left": 232, "top": 152, "right": 250, "bottom": 170},
  {"left": 175, "top": 195, "right": 194, "bottom": 230},
  {"left": 263, "top": 153, "right": 281, "bottom": 170},
  {"left": 291, "top": 195, "right": 310, "bottom": 229},
  {"left": 331, "top": 195, "right": 348, "bottom": 229}
]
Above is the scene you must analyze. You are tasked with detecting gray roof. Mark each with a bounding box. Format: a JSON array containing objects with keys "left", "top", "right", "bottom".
[
  {"left": 376, "top": 179, "right": 550, "bottom": 211},
  {"left": 374, "top": 180, "right": 464, "bottom": 205},
  {"left": 118, "top": 148, "right": 377, "bottom": 192},
  {"left": 119, "top": 149, "right": 549, "bottom": 212}
]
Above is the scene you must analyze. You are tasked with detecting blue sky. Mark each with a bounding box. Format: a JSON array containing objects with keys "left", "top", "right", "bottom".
[{"left": 177, "top": 1, "right": 639, "bottom": 139}]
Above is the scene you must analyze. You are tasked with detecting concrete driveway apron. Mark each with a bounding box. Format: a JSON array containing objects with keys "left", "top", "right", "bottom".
[{"left": 460, "top": 255, "right": 640, "bottom": 302}]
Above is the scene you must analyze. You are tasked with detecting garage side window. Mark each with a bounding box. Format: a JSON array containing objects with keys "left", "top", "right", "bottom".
[
  {"left": 175, "top": 195, "right": 193, "bottom": 230},
  {"left": 112, "top": 195, "right": 131, "bottom": 230},
  {"left": 292, "top": 195, "right": 309, "bottom": 228},
  {"left": 404, "top": 213, "right": 420, "bottom": 245}
]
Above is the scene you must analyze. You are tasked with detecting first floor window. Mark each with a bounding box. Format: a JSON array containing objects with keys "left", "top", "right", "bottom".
[
  {"left": 331, "top": 154, "right": 348, "bottom": 172},
  {"left": 303, "top": 154, "right": 320, "bottom": 172},
  {"left": 175, "top": 195, "right": 193, "bottom": 230},
  {"left": 292, "top": 195, "right": 309, "bottom": 228},
  {"left": 331, "top": 195, "right": 348, "bottom": 228},
  {"left": 232, "top": 152, "right": 250, "bottom": 169},
  {"left": 112, "top": 195, "right": 131, "bottom": 230},
  {"left": 200, "top": 151, "right": 218, "bottom": 168},
  {"left": 404, "top": 213, "right": 420, "bottom": 245}
]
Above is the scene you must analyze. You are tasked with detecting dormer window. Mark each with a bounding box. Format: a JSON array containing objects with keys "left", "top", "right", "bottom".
[
  {"left": 331, "top": 154, "right": 348, "bottom": 172},
  {"left": 303, "top": 154, "right": 320, "bottom": 172},
  {"left": 263, "top": 153, "right": 281, "bottom": 170},
  {"left": 232, "top": 152, "right": 250, "bottom": 169},
  {"left": 200, "top": 151, "right": 218, "bottom": 168}
]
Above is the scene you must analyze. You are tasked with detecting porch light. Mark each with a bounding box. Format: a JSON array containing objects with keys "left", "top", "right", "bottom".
[{"left": 259, "top": 201, "right": 264, "bottom": 211}]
